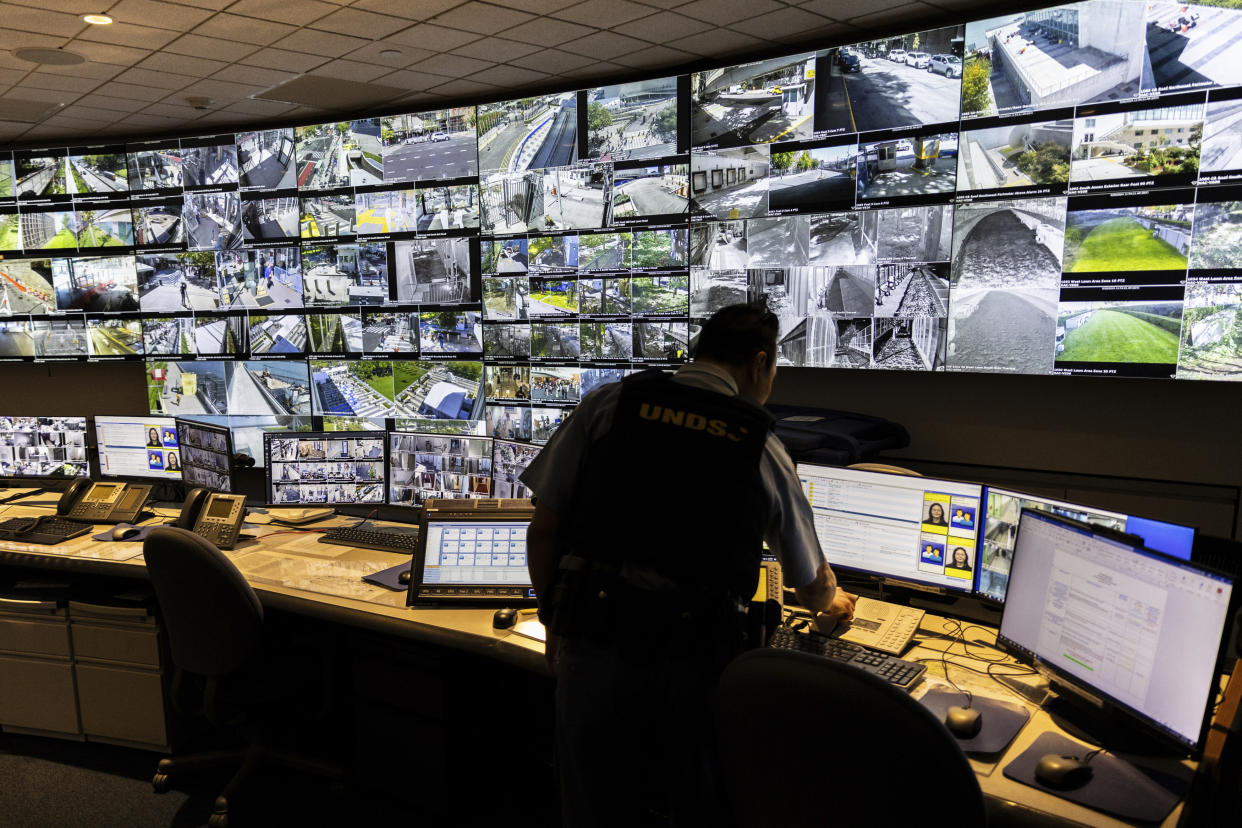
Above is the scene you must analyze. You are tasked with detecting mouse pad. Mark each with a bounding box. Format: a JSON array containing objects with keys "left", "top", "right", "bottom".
[
  {"left": 919, "top": 689, "right": 1030, "bottom": 754},
  {"left": 1003, "top": 731, "right": 1182, "bottom": 822},
  {"left": 92, "top": 524, "right": 157, "bottom": 543},
  {"left": 362, "top": 562, "right": 411, "bottom": 591}
]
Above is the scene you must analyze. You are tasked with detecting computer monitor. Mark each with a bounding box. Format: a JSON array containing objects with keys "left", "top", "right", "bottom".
[
  {"left": 95, "top": 415, "right": 182, "bottom": 480},
  {"left": 978, "top": 486, "right": 1197, "bottom": 604},
  {"left": 797, "top": 464, "right": 983, "bottom": 594},
  {"left": 407, "top": 498, "right": 536, "bottom": 604},
  {"left": 264, "top": 431, "right": 385, "bottom": 505},
  {"left": 491, "top": 440, "right": 540, "bottom": 498},
  {"left": 0, "top": 416, "right": 89, "bottom": 478},
  {"left": 388, "top": 432, "right": 494, "bottom": 506},
  {"left": 175, "top": 418, "right": 234, "bottom": 492},
  {"left": 998, "top": 510, "right": 1234, "bottom": 755}
]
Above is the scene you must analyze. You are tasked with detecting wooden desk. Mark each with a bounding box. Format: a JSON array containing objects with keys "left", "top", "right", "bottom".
[{"left": 0, "top": 494, "right": 1205, "bottom": 827}]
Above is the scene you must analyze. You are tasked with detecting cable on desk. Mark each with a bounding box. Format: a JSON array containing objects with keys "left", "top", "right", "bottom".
[{"left": 249, "top": 527, "right": 334, "bottom": 540}]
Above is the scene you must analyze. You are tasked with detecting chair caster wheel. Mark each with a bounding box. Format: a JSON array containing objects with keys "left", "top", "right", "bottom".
[
  {"left": 208, "top": 812, "right": 229, "bottom": 827},
  {"left": 152, "top": 773, "right": 170, "bottom": 793}
]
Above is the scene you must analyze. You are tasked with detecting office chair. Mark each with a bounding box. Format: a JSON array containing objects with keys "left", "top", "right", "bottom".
[
  {"left": 846, "top": 462, "right": 922, "bottom": 476},
  {"left": 716, "top": 648, "right": 987, "bottom": 828},
  {"left": 143, "top": 527, "right": 342, "bottom": 827}
]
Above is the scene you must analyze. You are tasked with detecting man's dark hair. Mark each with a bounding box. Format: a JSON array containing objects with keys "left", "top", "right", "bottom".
[{"left": 692, "top": 302, "right": 779, "bottom": 366}]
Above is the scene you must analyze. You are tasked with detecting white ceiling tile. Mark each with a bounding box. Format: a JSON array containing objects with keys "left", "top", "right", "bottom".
[
  {"left": 3, "top": 31, "right": 74, "bottom": 50},
  {"left": 164, "top": 34, "right": 260, "bottom": 62},
  {"left": 452, "top": 38, "right": 541, "bottom": 63},
  {"left": 97, "top": 82, "right": 172, "bottom": 102},
  {"left": 429, "top": 2, "right": 535, "bottom": 35},
  {"left": 5, "top": 0, "right": 113, "bottom": 13},
  {"left": 41, "top": 114, "right": 117, "bottom": 131},
  {"left": 311, "top": 60, "right": 392, "bottom": 84},
  {"left": 412, "top": 53, "right": 495, "bottom": 78},
  {"left": 309, "top": 7, "right": 415, "bottom": 40},
  {"left": 55, "top": 41, "right": 150, "bottom": 66},
  {"left": 610, "top": 44, "right": 697, "bottom": 69},
  {"left": 467, "top": 64, "right": 549, "bottom": 87},
  {"left": 375, "top": 68, "right": 458, "bottom": 92},
  {"left": 220, "top": 98, "right": 300, "bottom": 116},
  {"left": 794, "top": 0, "right": 853, "bottom": 18},
  {"left": 147, "top": 0, "right": 232, "bottom": 8},
  {"left": 271, "top": 29, "right": 371, "bottom": 58},
  {"left": 142, "top": 101, "right": 209, "bottom": 119},
  {"left": 613, "top": 11, "right": 713, "bottom": 43},
  {"left": 847, "top": 2, "right": 933, "bottom": 28},
  {"left": 20, "top": 72, "right": 101, "bottom": 93},
  {"left": 559, "top": 31, "right": 650, "bottom": 60},
  {"left": 108, "top": 0, "right": 214, "bottom": 31},
  {"left": 77, "top": 23, "right": 180, "bottom": 50},
  {"left": 428, "top": 77, "right": 502, "bottom": 97},
  {"left": 0, "top": 67, "right": 28, "bottom": 86},
  {"left": 1, "top": 6, "right": 86, "bottom": 37},
  {"left": 75, "top": 95, "right": 149, "bottom": 113},
  {"left": 731, "top": 7, "right": 835, "bottom": 41},
  {"left": 112, "top": 66, "right": 199, "bottom": 90},
  {"left": 54, "top": 104, "right": 123, "bottom": 122},
  {"left": 239, "top": 49, "right": 327, "bottom": 73},
  {"left": 345, "top": 41, "right": 436, "bottom": 69},
  {"left": 630, "top": 0, "right": 693, "bottom": 7},
  {"left": 677, "top": 0, "right": 786, "bottom": 26},
  {"left": 116, "top": 112, "right": 188, "bottom": 128},
  {"left": 507, "top": 50, "right": 596, "bottom": 76},
  {"left": 210, "top": 64, "right": 298, "bottom": 88},
  {"left": 553, "top": 0, "right": 653, "bottom": 27},
  {"left": 350, "top": 0, "right": 464, "bottom": 18},
  {"left": 226, "top": 0, "right": 338, "bottom": 26},
  {"left": 31, "top": 61, "right": 125, "bottom": 80},
  {"left": 557, "top": 61, "right": 628, "bottom": 82},
  {"left": 666, "top": 28, "right": 770, "bottom": 56},
  {"left": 486, "top": 0, "right": 577, "bottom": 12},
  {"left": 179, "top": 78, "right": 268, "bottom": 102},
  {"left": 502, "top": 17, "right": 595, "bottom": 47},
  {"left": 191, "top": 14, "right": 296, "bottom": 46},
  {"left": 138, "top": 51, "right": 228, "bottom": 78},
  {"left": 388, "top": 23, "right": 482, "bottom": 52}
]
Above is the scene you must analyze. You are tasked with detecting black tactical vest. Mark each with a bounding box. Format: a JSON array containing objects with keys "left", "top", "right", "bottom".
[{"left": 565, "top": 369, "right": 774, "bottom": 604}]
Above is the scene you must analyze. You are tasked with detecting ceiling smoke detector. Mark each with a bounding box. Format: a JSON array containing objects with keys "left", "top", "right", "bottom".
[
  {"left": 13, "top": 48, "right": 86, "bottom": 66},
  {"left": 186, "top": 97, "right": 214, "bottom": 111}
]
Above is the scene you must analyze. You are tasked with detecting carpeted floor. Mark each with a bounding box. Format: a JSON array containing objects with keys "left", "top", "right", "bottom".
[{"left": 0, "top": 732, "right": 412, "bottom": 827}]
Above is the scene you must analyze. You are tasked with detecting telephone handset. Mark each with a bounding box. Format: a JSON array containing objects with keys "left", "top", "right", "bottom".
[
  {"left": 173, "top": 487, "right": 247, "bottom": 549},
  {"left": 58, "top": 480, "right": 153, "bottom": 524}
]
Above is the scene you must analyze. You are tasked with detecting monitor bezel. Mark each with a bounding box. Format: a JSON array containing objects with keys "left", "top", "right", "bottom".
[
  {"left": 262, "top": 429, "right": 388, "bottom": 507},
  {"left": 796, "top": 462, "right": 983, "bottom": 596},
  {"left": 996, "top": 509, "right": 1235, "bottom": 757},
  {"left": 174, "top": 416, "right": 235, "bottom": 493},
  {"left": 94, "top": 414, "right": 184, "bottom": 482}
]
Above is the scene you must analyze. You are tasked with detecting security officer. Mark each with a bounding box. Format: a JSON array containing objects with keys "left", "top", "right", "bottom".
[{"left": 522, "top": 302, "right": 856, "bottom": 827}]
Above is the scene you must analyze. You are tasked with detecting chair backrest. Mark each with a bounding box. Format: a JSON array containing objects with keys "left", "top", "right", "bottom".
[
  {"left": 716, "top": 648, "right": 986, "bottom": 828},
  {"left": 143, "top": 526, "right": 264, "bottom": 677},
  {"left": 846, "top": 462, "right": 922, "bottom": 476}
]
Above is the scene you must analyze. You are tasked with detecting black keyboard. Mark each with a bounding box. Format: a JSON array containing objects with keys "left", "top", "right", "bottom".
[
  {"left": 0, "top": 516, "right": 92, "bottom": 545},
  {"left": 318, "top": 524, "right": 420, "bottom": 554},
  {"left": 767, "top": 626, "right": 926, "bottom": 690}
]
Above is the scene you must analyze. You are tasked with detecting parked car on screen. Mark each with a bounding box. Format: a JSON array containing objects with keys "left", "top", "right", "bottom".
[
  {"left": 430, "top": 132, "right": 449, "bottom": 142},
  {"left": 837, "top": 50, "right": 861, "bottom": 72},
  {"left": 929, "top": 54, "right": 963, "bottom": 77},
  {"left": 888, "top": 49, "right": 907, "bottom": 62},
  {"left": 906, "top": 52, "right": 931, "bottom": 69}
]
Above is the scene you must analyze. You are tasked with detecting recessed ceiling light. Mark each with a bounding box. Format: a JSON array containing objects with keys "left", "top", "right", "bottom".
[
  {"left": 379, "top": 49, "right": 402, "bottom": 59},
  {"left": 82, "top": 14, "right": 113, "bottom": 25}
]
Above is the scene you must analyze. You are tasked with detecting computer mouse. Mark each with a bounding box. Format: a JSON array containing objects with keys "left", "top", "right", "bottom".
[
  {"left": 398, "top": 569, "right": 412, "bottom": 585},
  {"left": 1034, "top": 753, "right": 1094, "bottom": 790},
  {"left": 111, "top": 525, "right": 141, "bottom": 542},
  {"left": 493, "top": 607, "right": 519, "bottom": 629},
  {"left": 944, "top": 705, "right": 983, "bottom": 739}
]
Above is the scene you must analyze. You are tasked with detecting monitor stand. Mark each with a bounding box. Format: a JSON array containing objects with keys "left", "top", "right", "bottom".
[{"left": 1044, "top": 686, "right": 1187, "bottom": 758}]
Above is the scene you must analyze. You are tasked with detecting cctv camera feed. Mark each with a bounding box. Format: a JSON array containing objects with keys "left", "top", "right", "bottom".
[
  {"left": 0, "top": 416, "right": 88, "bottom": 478},
  {"left": 388, "top": 432, "right": 493, "bottom": 505},
  {"left": 267, "top": 432, "right": 386, "bottom": 505},
  {"left": 5, "top": 0, "right": 1242, "bottom": 416},
  {"left": 176, "top": 419, "right": 233, "bottom": 492}
]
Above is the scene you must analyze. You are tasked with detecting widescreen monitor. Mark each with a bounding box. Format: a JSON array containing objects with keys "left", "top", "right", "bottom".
[
  {"left": 264, "top": 431, "right": 385, "bottom": 505},
  {"left": 95, "top": 415, "right": 182, "bottom": 480},
  {"left": 797, "top": 464, "right": 983, "bottom": 594},
  {"left": 0, "top": 416, "right": 89, "bottom": 478},
  {"left": 978, "top": 486, "right": 1196, "bottom": 603},
  {"left": 999, "top": 510, "right": 1233, "bottom": 754},
  {"left": 175, "top": 417, "right": 233, "bottom": 492},
  {"left": 388, "top": 432, "right": 494, "bottom": 506}
]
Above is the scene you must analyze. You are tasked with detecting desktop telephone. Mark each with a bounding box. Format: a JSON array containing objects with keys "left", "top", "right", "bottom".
[
  {"left": 58, "top": 479, "right": 153, "bottom": 524},
  {"left": 833, "top": 597, "right": 925, "bottom": 656},
  {"left": 172, "top": 487, "right": 248, "bottom": 549}
]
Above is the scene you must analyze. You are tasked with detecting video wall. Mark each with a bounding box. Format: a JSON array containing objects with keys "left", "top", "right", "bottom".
[{"left": 2, "top": 0, "right": 1242, "bottom": 447}]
